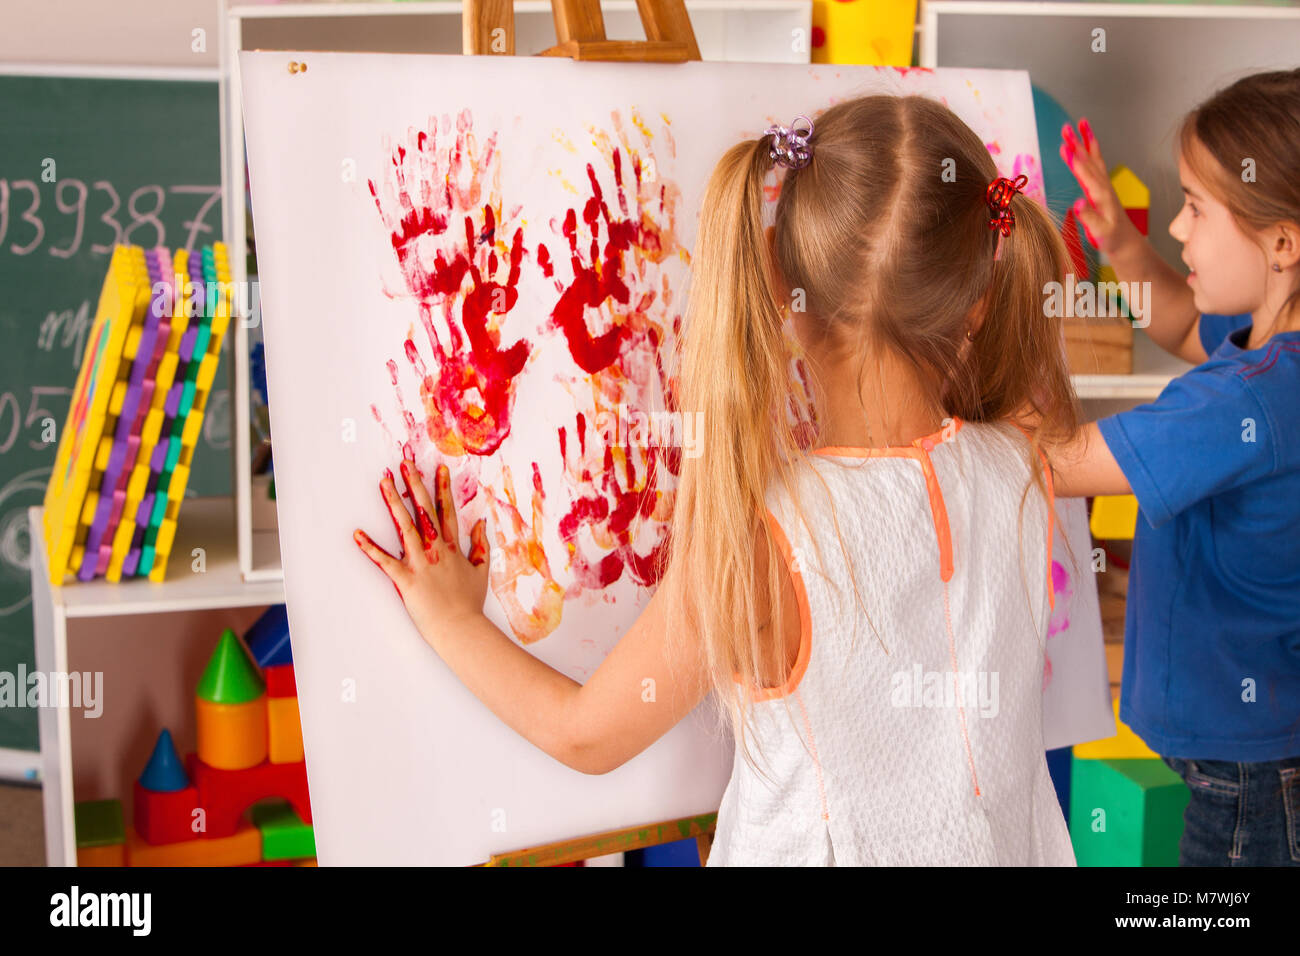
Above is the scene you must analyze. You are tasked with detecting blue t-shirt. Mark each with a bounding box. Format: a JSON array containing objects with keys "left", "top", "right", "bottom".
[{"left": 1096, "top": 313, "right": 1300, "bottom": 761}]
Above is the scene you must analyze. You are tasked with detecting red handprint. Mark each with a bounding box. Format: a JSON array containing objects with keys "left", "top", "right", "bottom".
[
  {"left": 556, "top": 408, "right": 673, "bottom": 592},
  {"left": 369, "top": 110, "right": 532, "bottom": 458},
  {"left": 540, "top": 113, "right": 685, "bottom": 386}
]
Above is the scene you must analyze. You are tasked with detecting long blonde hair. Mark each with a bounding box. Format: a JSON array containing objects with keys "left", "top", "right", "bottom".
[{"left": 656, "top": 95, "right": 1079, "bottom": 775}]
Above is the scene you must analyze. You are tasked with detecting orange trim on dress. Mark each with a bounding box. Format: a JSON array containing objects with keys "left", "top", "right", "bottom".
[
  {"left": 813, "top": 417, "right": 961, "bottom": 584},
  {"left": 730, "top": 508, "right": 813, "bottom": 703}
]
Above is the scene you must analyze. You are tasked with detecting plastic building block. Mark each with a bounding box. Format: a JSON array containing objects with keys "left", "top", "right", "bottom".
[
  {"left": 44, "top": 245, "right": 151, "bottom": 584},
  {"left": 1068, "top": 756, "right": 1189, "bottom": 866},
  {"left": 1090, "top": 494, "right": 1139, "bottom": 540},
  {"left": 264, "top": 664, "right": 296, "bottom": 698},
  {"left": 79, "top": 248, "right": 175, "bottom": 581},
  {"left": 138, "top": 728, "right": 189, "bottom": 791},
  {"left": 75, "top": 798, "right": 124, "bottom": 849},
  {"left": 132, "top": 778, "right": 201, "bottom": 846},
  {"left": 196, "top": 628, "right": 268, "bottom": 769},
  {"left": 198, "top": 628, "right": 264, "bottom": 704},
  {"left": 196, "top": 697, "right": 268, "bottom": 770},
  {"left": 77, "top": 844, "right": 126, "bottom": 867},
  {"left": 134, "top": 731, "right": 201, "bottom": 845},
  {"left": 142, "top": 242, "right": 234, "bottom": 581},
  {"left": 1074, "top": 698, "right": 1158, "bottom": 760},
  {"left": 246, "top": 604, "right": 292, "bottom": 667},
  {"left": 267, "top": 695, "right": 304, "bottom": 765},
  {"left": 251, "top": 799, "right": 316, "bottom": 860},
  {"left": 1109, "top": 166, "right": 1150, "bottom": 210},
  {"left": 811, "top": 0, "right": 917, "bottom": 67},
  {"left": 1045, "top": 746, "right": 1072, "bottom": 821},
  {"left": 125, "top": 818, "right": 261, "bottom": 866},
  {"left": 187, "top": 752, "right": 312, "bottom": 840}
]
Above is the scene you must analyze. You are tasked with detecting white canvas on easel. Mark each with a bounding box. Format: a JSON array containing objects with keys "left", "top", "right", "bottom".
[
  {"left": 1042, "top": 496, "right": 1115, "bottom": 750},
  {"left": 241, "top": 50, "right": 1056, "bottom": 865}
]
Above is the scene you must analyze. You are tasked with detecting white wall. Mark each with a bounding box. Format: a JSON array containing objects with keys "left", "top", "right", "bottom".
[{"left": 1, "top": 0, "right": 222, "bottom": 67}]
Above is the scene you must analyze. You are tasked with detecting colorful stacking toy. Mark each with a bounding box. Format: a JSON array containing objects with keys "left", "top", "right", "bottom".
[
  {"left": 43, "top": 242, "right": 233, "bottom": 584},
  {"left": 73, "top": 607, "right": 315, "bottom": 866}
]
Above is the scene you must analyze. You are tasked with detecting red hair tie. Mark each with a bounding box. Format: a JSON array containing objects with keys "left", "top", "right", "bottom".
[{"left": 986, "top": 174, "right": 1028, "bottom": 260}]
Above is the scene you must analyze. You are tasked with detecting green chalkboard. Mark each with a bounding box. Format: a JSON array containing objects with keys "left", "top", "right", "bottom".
[{"left": 0, "top": 72, "right": 228, "bottom": 752}]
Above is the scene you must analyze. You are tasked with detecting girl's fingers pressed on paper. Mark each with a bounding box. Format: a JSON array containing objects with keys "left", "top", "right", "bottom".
[
  {"left": 468, "top": 518, "right": 488, "bottom": 567},
  {"left": 380, "top": 471, "right": 420, "bottom": 556},
  {"left": 401, "top": 458, "right": 440, "bottom": 549},
  {"left": 436, "top": 464, "right": 458, "bottom": 546},
  {"left": 354, "top": 529, "right": 402, "bottom": 579}
]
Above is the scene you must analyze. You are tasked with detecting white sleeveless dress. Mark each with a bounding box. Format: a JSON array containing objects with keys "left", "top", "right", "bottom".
[{"left": 707, "top": 418, "right": 1076, "bottom": 866}]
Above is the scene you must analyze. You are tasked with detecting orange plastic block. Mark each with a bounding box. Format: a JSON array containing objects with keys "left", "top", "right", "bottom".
[
  {"left": 267, "top": 696, "right": 304, "bottom": 764},
  {"left": 296, "top": 859, "right": 318, "bottom": 867},
  {"left": 196, "top": 695, "right": 268, "bottom": 770},
  {"left": 77, "top": 843, "right": 126, "bottom": 867},
  {"left": 125, "top": 819, "right": 260, "bottom": 866}
]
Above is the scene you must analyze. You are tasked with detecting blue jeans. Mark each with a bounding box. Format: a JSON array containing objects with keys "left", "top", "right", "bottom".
[{"left": 1161, "top": 755, "right": 1300, "bottom": 866}]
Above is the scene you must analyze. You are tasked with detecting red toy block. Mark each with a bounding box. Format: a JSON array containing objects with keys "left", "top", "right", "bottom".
[
  {"left": 186, "top": 752, "right": 312, "bottom": 839},
  {"left": 1124, "top": 206, "right": 1149, "bottom": 236},
  {"left": 264, "top": 663, "right": 297, "bottom": 698},
  {"left": 133, "top": 779, "right": 202, "bottom": 846}
]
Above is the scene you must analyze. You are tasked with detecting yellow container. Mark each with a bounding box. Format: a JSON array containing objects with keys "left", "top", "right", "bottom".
[{"left": 812, "top": 0, "right": 918, "bottom": 66}]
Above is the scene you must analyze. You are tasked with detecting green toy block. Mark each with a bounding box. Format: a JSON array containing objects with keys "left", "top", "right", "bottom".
[
  {"left": 75, "top": 799, "right": 125, "bottom": 849},
  {"left": 197, "top": 628, "right": 265, "bottom": 703},
  {"left": 1068, "top": 756, "right": 1189, "bottom": 866},
  {"left": 251, "top": 799, "right": 316, "bottom": 861}
]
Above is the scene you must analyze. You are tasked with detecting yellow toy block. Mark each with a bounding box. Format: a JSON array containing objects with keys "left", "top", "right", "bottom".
[
  {"left": 1074, "top": 698, "right": 1158, "bottom": 760},
  {"left": 43, "top": 246, "right": 150, "bottom": 584},
  {"left": 812, "top": 0, "right": 917, "bottom": 67},
  {"left": 1110, "top": 166, "right": 1150, "bottom": 209},
  {"left": 77, "top": 843, "right": 126, "bottom": 867},
  {"left": 196, "top": 696, "right": 268, "bottom": 770},
  {"left": 125, "top": 819, "right": 260, "bottom": 866},
  {"left": 268, "top": 696, "right": 305, "bottom": 764},
  {"left": 1091, "top": 494, "right": 1138, "bottom": 540}
]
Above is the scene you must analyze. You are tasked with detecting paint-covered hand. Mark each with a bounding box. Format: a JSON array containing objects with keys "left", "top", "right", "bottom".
[
  {"left": 353, "top": 460, "right": 490, "bottom": 652},
  {"left": 1060, "top": 118, "right": 1140, "bottom": 255}
]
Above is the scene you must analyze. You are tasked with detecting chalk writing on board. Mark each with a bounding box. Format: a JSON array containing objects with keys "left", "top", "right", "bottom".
[
  {"left": 36, "top": 300, "right": 91, "bottom": 359},
  {"left": 0, "top": 180, "right": 221, "bottom": 258},
  {"left": 0, "top": 388, "right": 69, "bottom": 455}
]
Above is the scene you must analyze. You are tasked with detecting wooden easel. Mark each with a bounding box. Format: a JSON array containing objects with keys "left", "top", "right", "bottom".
[
  {"left": 464, "top": 0, "right": 701, "bottom": 62},
  {"left": 461, "top": 0, "right": 713, "bottom": 866}
]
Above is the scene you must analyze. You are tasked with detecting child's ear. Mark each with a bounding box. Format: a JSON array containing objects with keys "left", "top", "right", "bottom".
[{"left": 1270, "top": 221, "right": 1300, "bottom": 271}]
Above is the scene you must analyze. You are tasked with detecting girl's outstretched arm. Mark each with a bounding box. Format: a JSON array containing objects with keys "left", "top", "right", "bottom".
[
  {"left": 1043, "top": 422, "right": 1131, "bottom": 498},
  {"left": 353, "top": 458, "right": 712, "bottom": 775},
  {"left": 1062, "top": 119, "right": 1204, "bottom": 363}
]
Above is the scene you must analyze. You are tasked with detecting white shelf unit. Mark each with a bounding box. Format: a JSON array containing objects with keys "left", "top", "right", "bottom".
[{"left": 30, "top": 499, "right": 285, "bottom": 866}]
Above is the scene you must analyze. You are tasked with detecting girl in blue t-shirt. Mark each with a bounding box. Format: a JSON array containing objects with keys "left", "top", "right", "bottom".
[{"left": 1048, "top": 69, "right": 1300, "bottom": 866}]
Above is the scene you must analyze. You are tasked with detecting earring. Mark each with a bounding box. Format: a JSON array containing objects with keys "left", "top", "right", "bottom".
[
  {"left": 1274, "top": 263, "right": 1284, "bottom": 272},
  {"left": 965, "top": 329, "right": 975, "bottom": 341}
]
